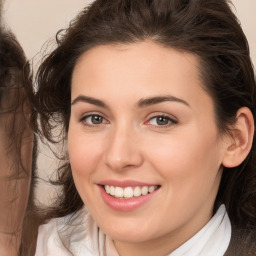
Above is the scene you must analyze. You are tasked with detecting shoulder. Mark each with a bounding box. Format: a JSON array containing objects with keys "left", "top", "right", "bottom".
[
  {"left": 35, "top": 208, "right": 100, "bottom": 256},
  {"left": 224, "top": 226, "right": 256, "bottom": 256}
]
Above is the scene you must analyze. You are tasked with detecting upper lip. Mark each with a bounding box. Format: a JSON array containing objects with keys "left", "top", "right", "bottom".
[{"left": 98, "top": 179, "right": 159, "bottom": 187}]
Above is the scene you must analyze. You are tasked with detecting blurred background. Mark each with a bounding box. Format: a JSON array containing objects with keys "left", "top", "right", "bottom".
[{"left": 1, "top": 0, "right": 256, "bottom": 205}]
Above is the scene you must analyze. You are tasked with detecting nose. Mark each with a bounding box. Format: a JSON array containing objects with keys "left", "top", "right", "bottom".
[{"left": 104, "top": 125, "right": 143, "bottom": 171}]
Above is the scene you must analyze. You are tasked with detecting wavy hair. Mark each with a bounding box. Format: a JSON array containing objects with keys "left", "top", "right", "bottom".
[
  {"left": 35, "top": 0, "right": 256, "bottom": 247},
  {"left": 0, "top": 27, "right": 36, "bottom": 255}
]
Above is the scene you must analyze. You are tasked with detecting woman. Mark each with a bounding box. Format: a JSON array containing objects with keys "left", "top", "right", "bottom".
[{"left": 35, "top": 0, "right": 256, "bottom": 255}]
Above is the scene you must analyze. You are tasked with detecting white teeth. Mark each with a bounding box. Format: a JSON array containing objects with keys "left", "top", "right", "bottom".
[
  {"left": 110, "top": 186, "right": 115, "bottom": 196},
  {"left": 105, "top": 185, "right": 110, "bottom": 193},
  {"left": 141, "top": 186, "right": 149, "bottom": 195},
  {"left": 115, "top": 187, "right": 124, "bottom": 198},
  {"left": 133, "top": 186, "right": 142, "bottom": 197},
  {"left": 104, "top": 185, "right": 158, "bottom": 198},
  {"left": 124, "top": 187, "right": 133, "bottom": 198},
  {"left": 149, "top": 186, "right": 155, "bottom": 193}
]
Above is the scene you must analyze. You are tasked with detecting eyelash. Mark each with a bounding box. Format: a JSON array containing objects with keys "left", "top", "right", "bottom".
[{"left": 79, "top": 113, "right": 178, "bottom": 128}]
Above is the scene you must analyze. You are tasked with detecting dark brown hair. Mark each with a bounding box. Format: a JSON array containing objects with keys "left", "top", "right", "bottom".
[
  {"left": 0, "top": 28, "right": 37, "bottom": 256},
  {"left": 35, "top": 0, "right": 256, "bottom": 242},
  {"left": 0, "top": 28, "right": 32, "bottom": 201}
]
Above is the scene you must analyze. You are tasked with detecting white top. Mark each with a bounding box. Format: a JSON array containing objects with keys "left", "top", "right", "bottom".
[{"left": 35, "top": 205, "right": 231, "bottom": 256}]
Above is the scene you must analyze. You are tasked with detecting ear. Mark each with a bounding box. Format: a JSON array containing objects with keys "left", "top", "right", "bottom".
[{"left": 222, "top": 107, "right": 254, "bottom": 168}]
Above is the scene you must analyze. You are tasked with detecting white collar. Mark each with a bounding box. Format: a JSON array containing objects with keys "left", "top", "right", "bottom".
[
  {"left": 35, "top": 205, "right": 231, "bottom": 256},
  {"left": 170, "top": 205, "right": 231, "bottom": 256},
  {"left": 102, "top": 205, "right": 231, "bottom": 256}
]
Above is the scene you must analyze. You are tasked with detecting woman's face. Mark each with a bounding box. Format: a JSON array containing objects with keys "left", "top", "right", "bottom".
[{"left": 68, "top": 41, "right": 229, "bottom": 252}]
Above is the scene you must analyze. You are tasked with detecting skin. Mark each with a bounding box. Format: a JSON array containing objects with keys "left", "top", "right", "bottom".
[{"left": 68, "top": 41, "right": 232, "bottom": 256}]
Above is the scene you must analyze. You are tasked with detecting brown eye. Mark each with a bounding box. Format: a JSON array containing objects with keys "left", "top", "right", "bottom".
[
  {"left": 91, "top": 115, "right": 103, "bottom": 124},
  {"left": 81, "top": 114, "right": 108, "bottom": 126},
  {"left": 156, "top": 116, "right": 169, "bottom": 125},
  {"left": 147, "top": 115, "right": 177, "bottom": 127}
]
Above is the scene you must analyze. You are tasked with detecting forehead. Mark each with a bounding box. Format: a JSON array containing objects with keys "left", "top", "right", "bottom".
[
  {"left": 73, "top": 41, "right": 201, "bottom": 79},
  {"left": 71, "top": 41, "right": 210, "bottom": 107}
]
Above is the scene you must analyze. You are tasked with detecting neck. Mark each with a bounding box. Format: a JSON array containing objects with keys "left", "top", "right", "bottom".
[
  {"left": 114, "top": 236, "right": 178, "bottom": 256},
  {"left": 113, "top": 211, "right": 212, "bottom": 256}
]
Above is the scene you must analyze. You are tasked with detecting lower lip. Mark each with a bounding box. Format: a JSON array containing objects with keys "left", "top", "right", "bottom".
[{"left": 99, "top": 186, "right": 158, "bottom": 212}]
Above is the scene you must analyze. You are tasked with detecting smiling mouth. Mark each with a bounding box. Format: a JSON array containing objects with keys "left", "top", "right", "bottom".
[{"left": 103, "top": 185, "right": 160, "bottom": 199}]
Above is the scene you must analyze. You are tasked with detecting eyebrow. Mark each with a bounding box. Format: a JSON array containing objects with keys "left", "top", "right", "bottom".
[
  {"left": 71, "top": 95, "right": 190, "bottom": 108},
  {"left": 137, "top": 95, "right": 190, "bottom": 108},
  {"left": 71, "top": 95, "right": 107, "bottom": 108}
]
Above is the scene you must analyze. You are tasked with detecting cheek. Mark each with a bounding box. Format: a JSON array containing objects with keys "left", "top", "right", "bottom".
[
  {"left": 144, "top": 128, "right": 222, "bottom": 189},
  {"left": 68, "top": 130, "right": 103, "bottom": 180},
  {"left": 67, "top": 130, "right": 105, "bottom": 208},
  {"left": 143, "top": 131, "right": 223, "bottom": 227}
]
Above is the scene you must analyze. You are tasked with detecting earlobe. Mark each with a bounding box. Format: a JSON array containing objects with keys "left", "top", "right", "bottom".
[{"left": 222, "top": 107, "right": 254, "bottom": 168}]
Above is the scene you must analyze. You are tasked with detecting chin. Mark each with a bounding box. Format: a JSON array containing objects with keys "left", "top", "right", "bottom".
[{"left": 101, "top": 222, "right": 156, "bottom": 243}]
